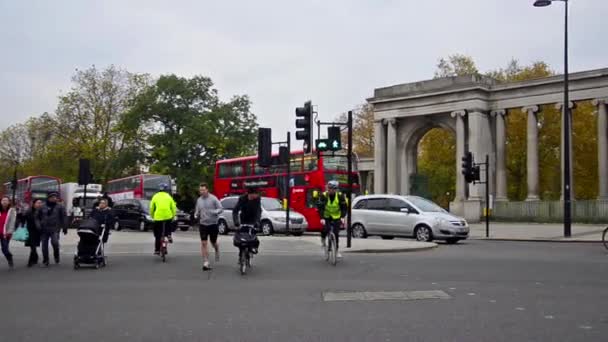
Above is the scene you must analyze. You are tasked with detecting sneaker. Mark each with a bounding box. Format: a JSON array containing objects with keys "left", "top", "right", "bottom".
[
  {"left": 42, "top": 262, "right": 50, "bottom": 268},
  {"left": 337, "top": 253, "right": 343, "bottom": 259},
  {"left": 202, "top": 261, "right": 212, "bottom": 271},
  {"left": 8, "top": 260, "right": 14, "bottom": 268},
  {"left": 54, "top": 258, "right": 60, "bottom": 264}
]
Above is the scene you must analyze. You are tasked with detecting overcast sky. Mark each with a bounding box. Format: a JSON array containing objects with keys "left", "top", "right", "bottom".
[{"left": 1, "top": 0, "right": 606, "bottom": 142}]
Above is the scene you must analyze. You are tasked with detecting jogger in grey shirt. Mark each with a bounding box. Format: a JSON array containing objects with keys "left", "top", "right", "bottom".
[{"left": 194, "top": 183, "right": 223, "bottom": 270}]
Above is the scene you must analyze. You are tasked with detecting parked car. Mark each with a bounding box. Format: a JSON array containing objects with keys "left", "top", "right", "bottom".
[
  {"left": 350, "top": 195, "right": 469, "bottom": 244},
  {"left": 218, "top": 196, "right": 307, "bottom": 236},
  {"left": 175, "top": 209, "right": 191, "bottom": 231},
  {"left": 112, "top": 199, "right": 154, "bottom": 232}
]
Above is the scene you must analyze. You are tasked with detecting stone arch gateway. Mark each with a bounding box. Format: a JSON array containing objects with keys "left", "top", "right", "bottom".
[{"left": 367, "top": 68, "right": 608, "bottom": 222}]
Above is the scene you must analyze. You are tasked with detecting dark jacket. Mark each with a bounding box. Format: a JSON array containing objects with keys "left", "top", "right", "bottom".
[
  {"left": 24, "top": 208, "right": 43, "bottom": 247},
  {"left": 317, "top": 192, "right": 348, "bottom": 219},
  {"left": 90, "top": 207, "right": 114, "bottom": 243},
  {"left": 41, "top": 202, "right": 67, "bottom": 234},
  {"left": 232, "top": 194, "right": 261, "bottom": 227}
]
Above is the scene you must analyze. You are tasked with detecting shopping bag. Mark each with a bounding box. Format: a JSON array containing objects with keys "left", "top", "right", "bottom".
[{"left": 12, "top": 225, "right": 29, "bottom": 242}]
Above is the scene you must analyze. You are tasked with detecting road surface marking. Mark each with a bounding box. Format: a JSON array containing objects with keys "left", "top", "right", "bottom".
[{"left": 322, "top": 290, "right": 451, "bottom": 302}]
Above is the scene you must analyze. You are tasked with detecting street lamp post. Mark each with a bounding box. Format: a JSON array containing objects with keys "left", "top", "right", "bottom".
[{"left": 533, "top": 0, "right": 571, "bottom": 237}]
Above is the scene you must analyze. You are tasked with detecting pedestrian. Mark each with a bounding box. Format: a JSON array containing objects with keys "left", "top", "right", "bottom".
[
  {"left": 89, "top": 199, "right": 113, "bottom": 244},
  {"left": 40, "top": 191, "right": 68, "bottom": 267},
  {"left": 194, "top": 183, "right": 223, "bottom": 271},
  {"left": 101, "top": 192, "right": 114, "bottom": 208},
  {"left": 0, "top": 196, "right": 17, "bottom": 268},
  {"left": 24, "top": 199, "right": 44, "bottom": 267}
]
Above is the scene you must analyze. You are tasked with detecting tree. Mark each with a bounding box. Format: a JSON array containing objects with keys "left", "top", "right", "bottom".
[
  {"left": 124, "top": 74, "right": 258, "bottom": 208},
  {"left": 335, "top": 104, "right": 375, "bottom": 157},
  {"left": 434, "top": 54, "right": 480, "bottom": 79},
  {"left": 417, "top": 128, "right": 455, "bottom": 208}
]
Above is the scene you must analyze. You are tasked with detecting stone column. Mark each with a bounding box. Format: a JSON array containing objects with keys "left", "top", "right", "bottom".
[
  {"left": 593, "top": 99, "right": 608, "bottom": 200},
  {"left": 556, "top": 102, "right": 575, "bottom": 200},
  {"left": 491, "top": 109, "right": 508, "bottom": 201},
  {"left": 467, "top": 110, "right": 492, "bottom": 200},
  {"left": 373, "top": 120, "right": 386, "bottom": 194},
  {"left": 451, "top": 110, "right": 467, "bottom": 200},
  {"left": 523, "top": 106, "right": 540, "bottom": 201},
  {"left": 386, "top": 118, "right": 398, "bottom": 194}
]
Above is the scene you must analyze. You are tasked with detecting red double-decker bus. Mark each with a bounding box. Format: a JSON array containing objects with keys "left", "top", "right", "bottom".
[
  {"left": 214, "top": 151, "right": 359, "bottom": 231},
  {"left": 2, "top": 175, "right": 62, "bottom": 211},
  {"left": 106, "top": 174, "right": 173, "bottom": 201}
]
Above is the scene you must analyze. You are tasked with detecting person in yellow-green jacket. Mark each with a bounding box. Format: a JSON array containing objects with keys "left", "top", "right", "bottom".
[{"left": 150, "top": 183, "right": 176, "bottom": 255}]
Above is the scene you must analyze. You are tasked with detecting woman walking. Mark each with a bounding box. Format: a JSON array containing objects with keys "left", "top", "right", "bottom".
[
  {"left": 0, "top": 196, "right": 17, "bottom": 268},
  {"left": 24, "top": 199, "right": 44, "bottom": 267}
]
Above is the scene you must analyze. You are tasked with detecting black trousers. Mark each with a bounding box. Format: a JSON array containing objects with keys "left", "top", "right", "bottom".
[
  {"left": 321, "top": 218, "right": 341, "bottom": 250},
  {"left": 153, "top": 220, "right": 172, "bottom": 252}
]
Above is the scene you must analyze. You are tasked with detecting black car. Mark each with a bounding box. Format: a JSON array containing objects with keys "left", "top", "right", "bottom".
[
  {"left": 112, "top": 199, "right": 154, "bottom": 232},
  {"left": 175, "top": 209, "right": 191, "bottom": 231}
]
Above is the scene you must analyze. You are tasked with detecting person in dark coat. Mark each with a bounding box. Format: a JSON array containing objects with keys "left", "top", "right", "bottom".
[
  {"left": 89, "top": 199, "right": 113, "bottom": 243},
  {"left": 40, "top": 191, "right": 68, "bottom": 266},
  {"left": 24, "top": 199, "right": 44, "bottom": 267}
]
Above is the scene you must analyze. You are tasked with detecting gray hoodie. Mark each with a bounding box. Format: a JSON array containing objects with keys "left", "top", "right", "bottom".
[{"left": 195, "top": 194, "right": 223, "bottom": 226}]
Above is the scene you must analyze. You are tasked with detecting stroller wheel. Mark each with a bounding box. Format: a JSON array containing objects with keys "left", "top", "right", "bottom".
[
  {"left": 73, "top": 262, "right": 80, "bottom": 270},
  {"left": 101, "top": 258, "right": 107, "bottom": 267},
  {"left": 95, "top": 262, "right": 100, "bottom": 269}
]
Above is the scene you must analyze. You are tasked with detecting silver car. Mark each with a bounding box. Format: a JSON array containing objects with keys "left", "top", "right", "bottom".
[
  {"left": 350, "top": 194, "right": 469, "bottom": 244},
  {"left": 218, "top": 196, "right": 308, "bottom": 236}
]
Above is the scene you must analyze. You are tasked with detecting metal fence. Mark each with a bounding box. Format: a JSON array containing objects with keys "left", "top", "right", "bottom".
[{"left": 493, "top": 200, "right": 608, "bottom": 223}]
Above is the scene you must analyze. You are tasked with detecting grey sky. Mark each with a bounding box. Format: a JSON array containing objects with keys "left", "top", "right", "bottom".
[{"left": 1, "top": 0, "right": 606, "bottom": 142}]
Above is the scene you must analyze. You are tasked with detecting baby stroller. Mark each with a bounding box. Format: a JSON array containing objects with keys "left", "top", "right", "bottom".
[{"left": 73, "top": 218, "right": 107, "bottom": 269}]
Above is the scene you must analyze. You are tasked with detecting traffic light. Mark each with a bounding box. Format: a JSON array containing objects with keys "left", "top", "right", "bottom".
[
  {"left": 461, "top": 152, "right": 474, "bottom": 183},
  {"left": 327, "top": 126, "right": 342, "bottom": 151},
  {"left": 78, "top": 159, "right": 92, "bottom": 185},
  {"left": 315, "top": 139, "right": 330, "bottom": 152},
  {"left": 278, "top": 146, "right": 289, "bottom": 165},
  {"left": 295, "top": 101, "right": 313, "bottom": 153},
  {"left": 257, "top": 128, "right": 272, "bottom": 167}
]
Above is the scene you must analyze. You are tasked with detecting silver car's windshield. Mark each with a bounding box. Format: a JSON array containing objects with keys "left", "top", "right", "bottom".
[{"left": 407, "top": 197, "right": 445, "bottom": 213}]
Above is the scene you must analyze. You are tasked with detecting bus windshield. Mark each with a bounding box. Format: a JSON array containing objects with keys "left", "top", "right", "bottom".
[
  {"left": 30, "top": 177, "right": 60, "bottom": 193},
  {"left": 143, "top": 175, "right": 171, "bottom": 191}
]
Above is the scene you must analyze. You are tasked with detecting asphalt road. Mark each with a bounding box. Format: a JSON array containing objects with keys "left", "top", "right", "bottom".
[{"left": 1, "top": 236, "right": 607, "bottom": 342}]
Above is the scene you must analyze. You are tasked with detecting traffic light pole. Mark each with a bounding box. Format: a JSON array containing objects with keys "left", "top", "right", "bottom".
[
  {"left": 484, "top": 154, "right": 489, "bottom": 238},
  {"left": 286, "top": 132, "right": 291, "bottom": 232},
  {"left": 346, "top": 111, "right": 353, "bottom": 248}
]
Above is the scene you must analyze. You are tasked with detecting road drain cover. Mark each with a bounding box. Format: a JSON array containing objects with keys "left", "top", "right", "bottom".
[{"left": 322, "top": 290, "right": 451, "bottom": 302}]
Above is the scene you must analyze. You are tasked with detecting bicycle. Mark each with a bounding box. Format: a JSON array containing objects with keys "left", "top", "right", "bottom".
[
  {"left": 235, "top": 225, "right": 257, "bottom": 275},
  {"left": 159, "top": 222, "right": 168, "bottom": 263},
  {"left": 322, "top": 220, "right": 342, "bottom": 266},
  {"left": 602, "top": 226, "right": 608, "bottom": 251}
]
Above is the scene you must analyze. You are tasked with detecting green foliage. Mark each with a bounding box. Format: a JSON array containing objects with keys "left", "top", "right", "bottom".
[
  {"left": 417, "top": 128, "right": 455, "bottom": 208},
  {"left": 124, "top": 74, "right": 258, "bottom": 208}
]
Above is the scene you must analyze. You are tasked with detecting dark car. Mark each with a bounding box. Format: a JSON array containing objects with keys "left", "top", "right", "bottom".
[
  {"left": 112, "top": 199, "right": 154, "bottom": 232},
  {"left": 175, "top": 209, "right": 191, "bottom": 231}
]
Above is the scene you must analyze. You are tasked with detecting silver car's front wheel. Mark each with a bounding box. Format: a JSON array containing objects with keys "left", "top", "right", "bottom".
[
  {"left": 261, "top": 221, "right": 274, "bottom": 236},
  {"left": 415, "top": 226, "right": 433, "bottom": 242},
  {"left": 351, "top": 223, "right": 367, "bottom": 239}
]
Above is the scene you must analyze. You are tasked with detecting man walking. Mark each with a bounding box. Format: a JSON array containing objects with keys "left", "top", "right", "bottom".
[
  {"left": 194, "top": 183, "right": 223, "bottom": 271},
  {"left": 41, "top": 191, "right": 68, "bottom": 266}
]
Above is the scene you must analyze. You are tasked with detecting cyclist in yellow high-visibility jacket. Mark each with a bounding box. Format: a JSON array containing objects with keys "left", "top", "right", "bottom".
[
  {"left": 150, "top": 183, "right": 176, "bottom": 255},
  {"left": 316, "top": 180, "right": 348, "bottom": 258}
]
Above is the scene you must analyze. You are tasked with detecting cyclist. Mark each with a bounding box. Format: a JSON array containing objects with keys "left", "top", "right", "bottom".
[
  {"left": 149, "top": 183, "right": 177, "bottom": 255},
  {"left": 232, "top": 186, "right": 262, "bottom": 254},
  {"left": 317, "top": 180, "right": 348, "bottom": 258}
]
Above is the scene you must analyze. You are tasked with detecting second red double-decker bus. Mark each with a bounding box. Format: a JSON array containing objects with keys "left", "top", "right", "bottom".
[
  {"left": 214, "top": 151, "right": 359, "bottom": 231},
  {"left": 106, "top": 174, "right": 173, "bottom": 201},
  {"left": 2, "top": 175, "right": 62, "bottom": 211}
]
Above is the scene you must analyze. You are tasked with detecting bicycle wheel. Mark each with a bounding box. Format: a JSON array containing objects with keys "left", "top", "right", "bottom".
[
  {"left": 602, "top": 227, "right": 608, "bottom": 250},
  {"left": 329, "top": 233, "right": 337, "bottom": 266},
  {"left": 239, "top": 249, "right": 247, "bottom": 275},
  {"left": 161, "top": 241, "right": 167, "bottom": 263}
]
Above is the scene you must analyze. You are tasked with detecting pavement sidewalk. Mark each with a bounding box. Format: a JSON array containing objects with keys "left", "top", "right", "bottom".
[{"left": 469, "top": 222, "right": 607, "bottom": 242}]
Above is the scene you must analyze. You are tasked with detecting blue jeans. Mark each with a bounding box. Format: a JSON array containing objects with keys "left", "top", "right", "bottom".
[
  {"left": 0, "top": 237, "right": 12, "bottom": 263},
  {"left": 41, "top": 231, "right": 60, "bottom": 263}
]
